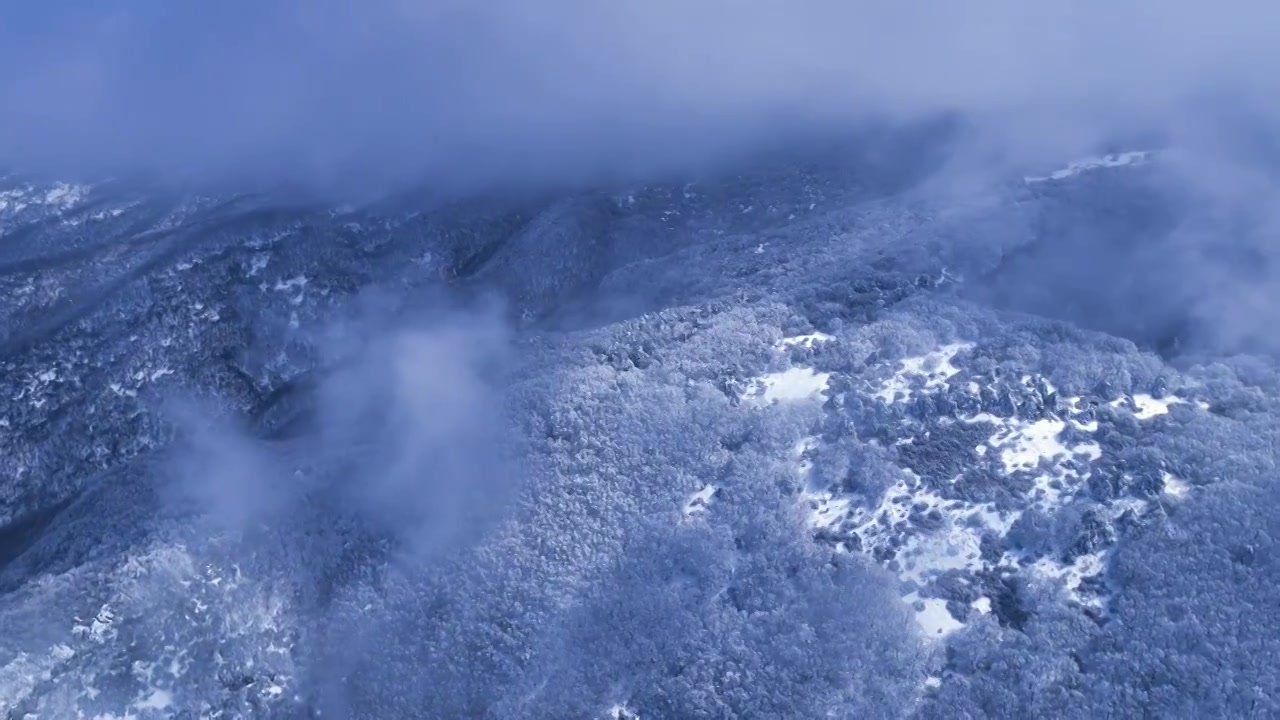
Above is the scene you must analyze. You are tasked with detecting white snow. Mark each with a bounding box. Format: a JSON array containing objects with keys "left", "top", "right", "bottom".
[
  {"left": 0, "top": 653, "right": 59, "bottom": 711},
  {"left": 739, "top": 333, "right": 834, "bottom": 405},
  {"left": 85, "top": 203, "right": 136, "bottom": 222},
  {"left": 805, "top": 466, "right": 1016, "bottom": 575},
  {"left": 72, "top": 605, "right": 119, "bottom": 644},
  {"left": 44, "top": 182, "right": 86, "bottom": 206},
  {"left": 978, "top": 416, "right": 1073, "bottom": 472},
  {"left": 793, "top": 436, "right": 819, "bottom": 480},
  {"left": 248, "top": 253, "right": 271, "bottom": 277},
  {"left": 1024, "top": 151, "right": 1150, "bottom": 183},
  {"left": 273, "top": 275, "right": 308, "bottom": 292},
  {"left": 264, "top": 682, "right": 285, "bottom": 698},
  {"left": 899, "top": 525, "right": 986, "bottom": 584},
  {"left": 905, "top": 592, "right": 964, "bottom": 638},
  {"left": 744, "top": 367, "right": 830, "bottom": 404},
  {"left": 609, "top": 703, "right": 641, "bottom": 720},
  {"left": 0, "top": 182, "right": 88, "bottom": 215},
  {"left": 1110, "top": 393, "right": 1186, "bottom": 420},
  {"left": 803, "top": 463, "right": 1017, "bottom": 640},
  {"left": 272, "top": 275, "right": 310, "bottom": 306},
  {"left": 50, "top": 644, "right": 76, "bottom": 661},
  {"left": 1163, "top": 472, "right": 1191, "bottom": 498},
  {"left": 777, "top": 332, "right": 834, "bottom": 349},
  {"left": 964, "top": 413, "right": 1100, "bottom": 511},
  {"left": 749, "top": 338, "right": 1205, "bottom": 648},
  {"left": 876, "top": 343, "right": 973, "bottom": 403},
  {"left": 6, "top": 544, "right": 298, "bottom": 716},
  {"left": 134, "top": 688, "right": 174, "bottom": 711},
  {"left": 805, "top": 491, "right": 851, "bottom": 531},
  {"left": 147, "top": 367, "right": 174, "bottom": 382},
  {"left": 682, "top": 484, "right": 718, "bottom": 517},
  {"left": 1031, "top": 552, "right": 1106, "bottom": 607}
]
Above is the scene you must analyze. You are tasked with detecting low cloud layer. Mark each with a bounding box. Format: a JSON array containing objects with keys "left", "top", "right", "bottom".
[{"left": 3, "top": 2, "right": 1278, "bottom": 195}]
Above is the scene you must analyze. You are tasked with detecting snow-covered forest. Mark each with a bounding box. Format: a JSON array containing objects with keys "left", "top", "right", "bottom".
[{"left": 1, "top": 136, "right": 1278, "bottom": 717}]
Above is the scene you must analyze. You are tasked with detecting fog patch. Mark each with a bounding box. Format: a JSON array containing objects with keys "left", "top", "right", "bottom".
[
  {"left": 160, "top": 294, "right": 516, "bottom": 565},
  {"left": 161, "top": 397, "right": 290, "bottom": 534},
  {"left": 314, "top": 304, "right": 516, "bottom": 555}
]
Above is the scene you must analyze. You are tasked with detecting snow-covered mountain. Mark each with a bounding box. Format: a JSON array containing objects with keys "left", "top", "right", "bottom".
[{"left": 2, "top": 147, "right": 1279, "bottom": 718}]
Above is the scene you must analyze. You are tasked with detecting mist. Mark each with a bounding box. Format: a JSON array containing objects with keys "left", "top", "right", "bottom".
[
  {"left": 161, "top": 295, "right": 516, "bottom": 557},
  {"left": 4, "top": 1, "right": 1279, "bottom": 197}
]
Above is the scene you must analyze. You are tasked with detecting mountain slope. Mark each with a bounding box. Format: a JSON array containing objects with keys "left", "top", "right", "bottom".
[{"left": 2, "top": 150, "right": 1279, "bottom": 718}]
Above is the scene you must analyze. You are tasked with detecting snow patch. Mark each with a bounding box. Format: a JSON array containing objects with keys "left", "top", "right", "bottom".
[
  {"left": 1163, "top": 472, "right": 1191, "bottom": 498},
  {"left": 609, "top": 703, "right": 641, "bottom": 720},
  {"left": 72, "top": 606, "right": 119, "bottom": 644},
  {"left": 248, "top": 253, "right": 271, "bottom": 277},
  {"left": 802, "top": 465, "right": 1019, "bottom": 637},
  {"left": 793, "top": 436, "right": 819, "bottom": 480},
  {"left": 0, "top": 653, "right": 61, "bottom": 711},
  {"left": 9, "top": 544, "right": 298, "bottom": 716},
  {"left": 965, "top": 413, "right": 1100, "bottom": 511},
  {"left": 44, "top": 182, "right": 87, "bottom": 207},
  {"left": 804, "top": 491, "right": 850, "bottom": 531},
  {"left": 1031, "top": 552, "right": 1106, "bottom": 607},
  {"left": 1111, "top": 393, "right": 1186, "bottom": 420},
  {"left": 1024, "top": 151, "right": 1150, "bottom": 183},
  {"left": 777, "top": 332, "right": 834, "bottom": 350},
  {"left": 0, "top": 181, "right": 88, "bottom": 215},
  {"left": 876, "top": 343, "right": 973, "bottom": 403},
  {"left": 682, "top": 484, "right": 718, "bottom": 518},
  {"left": 134, "top": 687, "right": 174, "bottom": 711},
  {"left": 753, "top": 340, "right": 1206, "bottom": 647},
  {"left": 273, "top": 275, "right": 308, "bottom": 292},
  {"left": 904, "top": 592, "right": 964, "bottom": 638},
  {"left": 744, "top": 367, "right": 830, "bottom": 404},
  {"left": 805, "top": 468, "right": 1016, "bottom": 575}
]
